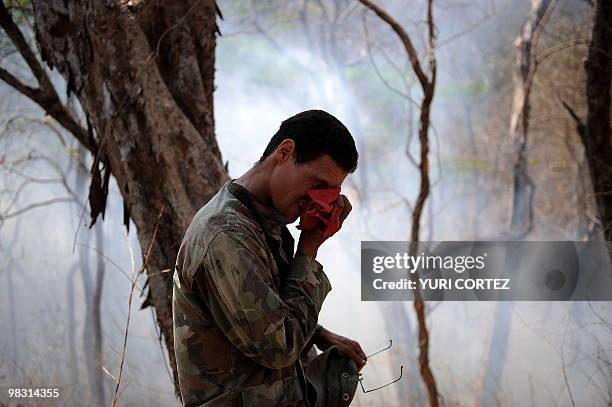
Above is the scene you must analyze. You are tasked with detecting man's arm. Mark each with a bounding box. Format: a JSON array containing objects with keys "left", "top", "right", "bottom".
[
  {"left": 296, "top": 194, "right": 367, "bottom": 370},
  {"left": 194, "top": 228, "right": 332, "bottom": 370}
]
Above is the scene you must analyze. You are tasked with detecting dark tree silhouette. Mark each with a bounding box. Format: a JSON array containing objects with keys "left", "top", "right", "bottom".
[{"left": 563, "top": 0, "right": 612, "bottom": 241}]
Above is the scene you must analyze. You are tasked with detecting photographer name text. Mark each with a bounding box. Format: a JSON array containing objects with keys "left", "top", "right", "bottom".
[{"left": 371, "top": 252, "right": 510, "bottom": 291}]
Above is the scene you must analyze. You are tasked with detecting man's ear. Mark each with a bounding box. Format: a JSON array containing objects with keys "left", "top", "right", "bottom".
[{"left": 275, "top": 139, "right": 295, "bottom": 163}]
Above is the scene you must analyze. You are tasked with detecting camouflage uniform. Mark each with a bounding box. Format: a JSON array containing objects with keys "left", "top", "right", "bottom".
[{"left": 173, "top": 179, "right": 332, "bottom": 406}]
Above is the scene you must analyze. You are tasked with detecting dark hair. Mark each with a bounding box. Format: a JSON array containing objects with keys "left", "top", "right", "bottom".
[{"left": 259, "top": 110, "right": 358, "bottom": 173}]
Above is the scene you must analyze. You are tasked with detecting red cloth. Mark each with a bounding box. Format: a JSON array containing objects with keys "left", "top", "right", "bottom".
[{"left": 297, "top": 187, "right": 342, "bottom": 238}]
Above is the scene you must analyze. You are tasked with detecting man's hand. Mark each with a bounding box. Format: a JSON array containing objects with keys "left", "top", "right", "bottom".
[
  {"left": 296, "top": 194, "right": 352, "bottom": 258},
  {"left": 314, "top": 326, "right": 367, "bottom": 371}
]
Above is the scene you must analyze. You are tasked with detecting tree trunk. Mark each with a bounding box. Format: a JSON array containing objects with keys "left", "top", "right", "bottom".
[
  {"left": 66, "top": 264, "right": 81, "bottom": 406},
  {"left": 31, "top": 0, "right": 228, "bottom": 395},
  {"left": 2, "top": 217, "right": 21, "bottom": 382},
  {"left": 74, "top": 143, "right": 105, "bottom": 406},
  {"left": 479, "top": 2, "right": 552, "bottom": 404},
  {"left": 92, "top": 220, "right": 106, "bottom": 405},
  {"left": 582, "top": 0, "right": 611, "bottom": 240},
  {"left": 508, "top": 0, "right": 551, "bottom": 236}
]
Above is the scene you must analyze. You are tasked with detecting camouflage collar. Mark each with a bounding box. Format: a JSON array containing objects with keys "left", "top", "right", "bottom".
[{"left": 227, "top": 179, "right": 290, "bottom": 238}]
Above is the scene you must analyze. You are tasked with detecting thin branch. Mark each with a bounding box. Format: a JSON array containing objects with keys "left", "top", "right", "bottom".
[
  {"left": 0, "top": 65, "right": 38, "bottom": 98},
  {"left": 361, "top": 11, "right": 413, "bottom": 100},
  {"left": 560, "top": 100, "right": 586, "bottom": 137},
  {"left": 358, "top": 0, "right": 430, "bottom": 89},
  {"left": 0, "top": 197, "right": 74, "bottom": 221},
  {"left": 358, "top": 0, "right": 439, "bottom": 406},
  {"left": 0, "top": 3, "right": 49, "bottom": 87},
  {"left": 560, "top": 314, "right": 577, "bottom": 407},
  {"left": 379, "top": 46, "right": 415, "bottom": 96},
  {"left": 0, "top": 2, "right": 92, "bottom": 151},
  {"left": 437, "top": 8, "right": 498, "bottom": 49},
  {"left": 252, "top": 20, "right": 317, "bottom": 78},
  {"left": 148, "top": 0, "right": 203, "bottom": 62},
  {"left": 75, "top": 242, "right": 144, "bottom": 295},
  {"left": 409, "top": 5, "right": 438, "bottom": 406},
  {"left": 361, "top": 9, "right": 422, "bottom": 169},
  {"left": 535, "top": 39, "right": 589, "bottom": 64},
  {"left": 111, "top": 206, "right": 164, "bottom": 407},
  {"left": 1, "top": 153, "right": 81, "bottom": 204}
]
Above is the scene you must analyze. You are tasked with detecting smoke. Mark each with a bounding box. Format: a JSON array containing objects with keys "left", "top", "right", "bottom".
[{"left": 0, "top": 0, "right": 610, "bottom": 406}]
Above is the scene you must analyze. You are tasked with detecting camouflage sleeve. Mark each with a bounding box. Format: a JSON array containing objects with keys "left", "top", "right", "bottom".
[{"left": 195, "top": 228, "right": 332, "bottom": 370}]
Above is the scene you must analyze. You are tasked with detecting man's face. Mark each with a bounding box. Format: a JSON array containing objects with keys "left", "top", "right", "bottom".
[{"left": 268, "top": 140, "right": 349, "bottom": 222}]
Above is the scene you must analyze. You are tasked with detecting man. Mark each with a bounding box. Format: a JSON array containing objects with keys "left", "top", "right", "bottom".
[{"left": 173, "top": 110, "right": 366, "bottom": 406}]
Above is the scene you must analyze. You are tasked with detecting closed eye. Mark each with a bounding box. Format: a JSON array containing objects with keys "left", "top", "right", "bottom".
[{"left": 312, "top": 179, "right": 328, "bottom": 188}]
